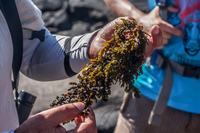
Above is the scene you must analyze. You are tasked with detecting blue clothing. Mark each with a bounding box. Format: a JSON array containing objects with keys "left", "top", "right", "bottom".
[{"left": 134, "top": 0, "right": 200, "bottom": 114}]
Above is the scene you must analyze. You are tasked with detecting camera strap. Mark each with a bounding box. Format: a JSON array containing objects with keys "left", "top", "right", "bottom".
[
  {"left": 156, "top": 0, "right": 169, "bottom": 21},
  {"left": 0, "top": 0, "right": 23, "bottom": 101}
]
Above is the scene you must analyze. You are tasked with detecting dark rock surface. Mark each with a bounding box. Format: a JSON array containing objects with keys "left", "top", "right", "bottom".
[
  {"left": 19, "top": 0, "right": 149, "bottom": 132},
  {"left": 32, "top": 0, "right": 150, "bottom": 36},
  {"left": 32, "top": 0, "right": 116, "bottom": 35}
]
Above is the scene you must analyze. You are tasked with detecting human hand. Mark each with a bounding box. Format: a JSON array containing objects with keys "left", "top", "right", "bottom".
[
  {"left": 15, "top": 103, "right": 97, "bottom": 133},
  {"left": 137, "top": 6, "right": 184, "bottom": 48},
  {"left": 88, "top": 17, "right": 120, "bottom": 59},
  {"left": 88, "top": 17, "right": 162, "bottom": 59}
]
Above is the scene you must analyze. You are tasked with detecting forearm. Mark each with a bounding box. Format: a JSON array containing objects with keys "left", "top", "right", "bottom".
[
  {"left": 104, "top": 0, "right": 145, "bottom": 20},
  {"left": 21, "top": 28, "right": 97, "bottom": 81}
]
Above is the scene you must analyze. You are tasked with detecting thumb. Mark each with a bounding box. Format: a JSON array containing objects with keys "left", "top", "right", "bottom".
[
  {"left": 149, "top": 25, "right": 163, "bottom": 48},
  {"left": 41, "top": 102, "right": 85, "bottom": 126},
  {"left": 144, "top": 25, "right": 163, "bottom": 58}
]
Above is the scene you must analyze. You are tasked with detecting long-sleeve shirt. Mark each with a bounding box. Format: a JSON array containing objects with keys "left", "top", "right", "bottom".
[{"left": 0, "top": 0, "right": 96, "bottom": 132}]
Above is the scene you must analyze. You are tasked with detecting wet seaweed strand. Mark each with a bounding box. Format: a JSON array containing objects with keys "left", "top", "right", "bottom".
[{"left": 50, "top": 18, "right": 150, "bottom": 120}]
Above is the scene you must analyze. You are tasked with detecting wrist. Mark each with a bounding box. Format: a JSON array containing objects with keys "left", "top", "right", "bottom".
[{"left": 130, "top": 9, "right": 145, "bottom": 22}]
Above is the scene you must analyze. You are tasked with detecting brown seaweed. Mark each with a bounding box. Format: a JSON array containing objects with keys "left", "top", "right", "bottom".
[{"left": 50, "top": 18, "right": 150, "bottom": 122}]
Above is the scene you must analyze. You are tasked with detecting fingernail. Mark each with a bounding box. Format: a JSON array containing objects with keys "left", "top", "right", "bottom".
[{"left": 73, "top": 102, "right": 85, "bottom": 111}]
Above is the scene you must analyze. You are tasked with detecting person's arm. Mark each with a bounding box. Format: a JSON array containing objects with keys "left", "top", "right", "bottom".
[
  {"left": 104, "top": 0, "right": 145, "bottom": 20},
  {"left": 17, "top": 0, "right": 162, "bottom": 81},
  {"left": 21, "top": 18, "right": 163, "bottom": 82},
  {"left": 16, "top": 16, "right": 162, "bottom": 133},
  {"left": 21, "top": 27, "right": 98, "bottom": 81},
  {"left": 104, "top": 0, "right": 184, "bottom": 48}
]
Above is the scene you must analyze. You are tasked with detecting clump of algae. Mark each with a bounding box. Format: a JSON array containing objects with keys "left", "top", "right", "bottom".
[{"left": 51, "top": 18, "right": 150, "bottom": 121}]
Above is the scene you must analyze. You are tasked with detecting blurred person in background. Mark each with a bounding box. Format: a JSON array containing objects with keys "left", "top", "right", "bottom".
[
  {"left": 0, "top": 0, "right": 162, "bottom": 132},
  {"left": 104, "top": 0, "right": 200, "bottom": 133}
]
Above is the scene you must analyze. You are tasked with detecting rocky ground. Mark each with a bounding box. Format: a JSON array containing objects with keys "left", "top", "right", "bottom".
[{"left": 18, "top": 0, "right": 150, "bottom": 132}]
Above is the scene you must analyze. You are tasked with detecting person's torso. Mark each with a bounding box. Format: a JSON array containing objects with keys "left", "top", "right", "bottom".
[
  {"left": 0, "top": 0, "right": 44, "bottom": 131},
  {"left": 135, "top": 0, "right": 200, "bottom": 114},
  {"left": 0, "top": 8, "right": 19, "bottom": 132}
]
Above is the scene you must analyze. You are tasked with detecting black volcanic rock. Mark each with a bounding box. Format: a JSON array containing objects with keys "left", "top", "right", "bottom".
[{"left": 32, "top": 0, "right": 116, "bottom": 35}]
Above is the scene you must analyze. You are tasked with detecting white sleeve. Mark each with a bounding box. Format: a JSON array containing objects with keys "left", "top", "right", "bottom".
[
  {"left": 2, "top": 129, "right": 16, "bottom": 133},
  {"left": 20, "top": 27, "right": 98, "bottom": 81},
  {"left": 16, "top": 0, "right": 99, "bottom": 81}
]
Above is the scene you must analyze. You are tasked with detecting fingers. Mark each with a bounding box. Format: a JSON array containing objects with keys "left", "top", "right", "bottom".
[
  {"left": 162, "top": 30, "right": 172, "bottom": 40},
  {"left": 84, "top": 106, "right": 96, "bottom": 126},
  {"left": 159, "top": 21, "right": 184, "bottom": 37},
  {"left": 74, "top": 107, "right": 96, "bottom": 127},
  {"left": 162, "top": 30, "right": 171, "bottom": 45},
  {"left": 15, "top": 103, "right": 85, "bottom": 133},
  {"left": 38, "top": 102, "right": 85, "bottom": 126},
  {"left": 88, "top": 17, "right": 124, "bottom": 59},
  {"left": 99, "top": 16, "right": 131, "bottom": 40},
  {"left": 98, "top": 17, "right": 123, "bottom": 41},
  {"left": 75, "top": 115, "right": 85, "bottom": 126},
  {"left": 89, "top": 16, "right": 133, "bottom": 59},
  {"left": 155, "top": 5, "right": 184, "bottom": 38},
  {"left": 67, "top": 107, "right": 97, "bottom": 133},
  {"left": 158, "top": 21, "right": 184, "bottom": 46}
]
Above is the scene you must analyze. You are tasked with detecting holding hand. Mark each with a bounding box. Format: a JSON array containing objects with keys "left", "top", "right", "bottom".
[
  {"left": 88, "top": 17, "right": 163, "bottom": 60},
  {"left": 15, "top": 103, "right": 97, "bottom": 133},
  {"left": 138, "top": 6, "right": 184, "bottom": 48}
]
